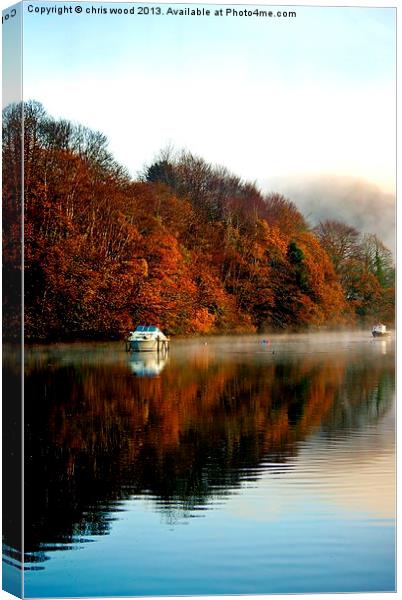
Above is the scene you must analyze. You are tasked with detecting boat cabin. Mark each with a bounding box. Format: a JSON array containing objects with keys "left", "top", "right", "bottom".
[{"left": 126, "top": 325, "right": 169, "bottom": 352}]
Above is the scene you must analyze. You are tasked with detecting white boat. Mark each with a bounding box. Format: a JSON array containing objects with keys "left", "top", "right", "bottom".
[
  {"left": 126, "top": 325, "right": 170, "bottom": 352},
  {"left": 371, "top": 323, "right": 390, "bottom": 337}
]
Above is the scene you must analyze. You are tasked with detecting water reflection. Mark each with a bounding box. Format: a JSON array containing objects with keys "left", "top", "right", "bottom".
[
  {"left": 128, "top": 350, "right": 169, "bottom": 377},
  {"left": 17, "top": 333, "right": 394, "bottom": 570}
]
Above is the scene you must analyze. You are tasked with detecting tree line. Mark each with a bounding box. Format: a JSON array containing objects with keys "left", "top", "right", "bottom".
[{"left": 2, "top": 101, "right": 395, "bottom": 340}]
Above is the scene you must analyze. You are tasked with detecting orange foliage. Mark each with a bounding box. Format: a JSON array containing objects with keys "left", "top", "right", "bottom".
[{"left": 3, "top": 102, "right": 392, "bottom": 340}]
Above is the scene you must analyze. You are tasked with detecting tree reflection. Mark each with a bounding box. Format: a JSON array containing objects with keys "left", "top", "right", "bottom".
[{"left": 21, "top": 342, "right": 394, "bottom": 564}]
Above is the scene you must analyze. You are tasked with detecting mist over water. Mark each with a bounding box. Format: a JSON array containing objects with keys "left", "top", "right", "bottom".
[{"left": 5, "top": 331, "right": 394, "bottom": 596}]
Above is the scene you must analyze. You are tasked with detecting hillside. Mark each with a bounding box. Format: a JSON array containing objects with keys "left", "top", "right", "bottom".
[{"left": 2, "top": 102, "right": 395, "bottom": 341}]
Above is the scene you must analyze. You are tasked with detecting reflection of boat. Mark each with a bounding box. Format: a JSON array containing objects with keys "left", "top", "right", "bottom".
[
  {"left": 128, "top": 352, "right": 169, "bottom": 377},
  {"left": 372, "top": 324, "right": 390, "bottom": 338},
  {"left": 126, "top": 325, "right": 170, "bottom": 352}
]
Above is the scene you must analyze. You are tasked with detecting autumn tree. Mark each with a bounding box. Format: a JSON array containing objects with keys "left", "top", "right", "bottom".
[
  {"left": 315, "top": 219, "right": 394, "bottom": 324},
  {"left": 314, "top": 220, "right": 361, "bottom": 271},
  {"left": 4, "top": 102, "right": 393, "bottom": 339},
  {"left": 361, "top": 233, "right": 394, "bottom": 288},
  {"left": 143, "top": 149, "right": 266, "bottom": 224},
  {"left": 264, "top": 193, "right": 307, "bottom": 234},
  {"left": 3, "top": 103, "right": 23, "bottom": 340}
]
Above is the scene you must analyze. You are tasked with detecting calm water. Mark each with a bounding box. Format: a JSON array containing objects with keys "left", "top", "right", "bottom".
[{"left": 6, "top": 332, "right": 396, "bottom": 596}]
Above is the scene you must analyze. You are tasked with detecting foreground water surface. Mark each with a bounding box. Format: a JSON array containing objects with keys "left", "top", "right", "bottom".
[{"left": 7, "top": 332, "right": 396, "bottom": 596}]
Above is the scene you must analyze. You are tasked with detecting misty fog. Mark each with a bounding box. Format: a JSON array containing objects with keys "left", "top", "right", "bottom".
[{"left": 262, "top": 175, "right": 395, "bottom": 254}]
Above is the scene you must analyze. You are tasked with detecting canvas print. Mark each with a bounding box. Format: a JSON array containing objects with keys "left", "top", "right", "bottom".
[{"left": 2, "top": 1, "right": 396, "bottom": 598}]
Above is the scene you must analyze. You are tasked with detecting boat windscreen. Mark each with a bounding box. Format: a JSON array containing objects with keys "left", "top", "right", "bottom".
[{"left": 135, "top": 325, "right": 159, "bottom": 332}]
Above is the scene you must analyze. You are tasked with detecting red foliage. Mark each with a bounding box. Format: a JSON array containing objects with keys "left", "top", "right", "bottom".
[{"left": 3, "top": 103, "right": 393, "bottom": 340}]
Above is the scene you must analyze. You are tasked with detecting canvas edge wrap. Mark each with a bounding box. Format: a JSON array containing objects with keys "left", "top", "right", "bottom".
[{"left": 2, "top": 2, "right": 24, "bottom": 597}]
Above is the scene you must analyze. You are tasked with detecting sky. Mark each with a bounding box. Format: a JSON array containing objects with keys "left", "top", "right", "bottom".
[
  {"left": 1, "top": 0, "right": 397, "bottom": 245},
  {"left": 3, "top": 1, "right": 395, "bottom": 189}
]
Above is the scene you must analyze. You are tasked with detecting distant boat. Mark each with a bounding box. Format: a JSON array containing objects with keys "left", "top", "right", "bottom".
[
  {"left": 371, "top": 323, "right": 390, "bottom": 337},
  {"left": 126, "top": 325, "right": 170, "bottom": 352}
]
